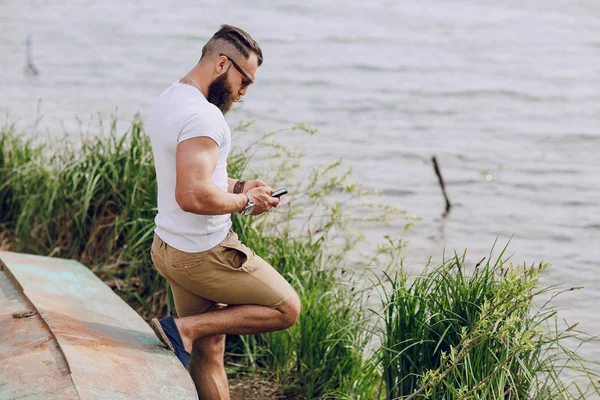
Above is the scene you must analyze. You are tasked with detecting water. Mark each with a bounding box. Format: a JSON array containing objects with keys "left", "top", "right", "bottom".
[{"left": 2, "top": 0, "right": 599, "bottom": 360}]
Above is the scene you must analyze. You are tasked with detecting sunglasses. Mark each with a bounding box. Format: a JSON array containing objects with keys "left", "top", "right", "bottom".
[{"left": 219, "top": 53, "right": 254, "bottom": 89}]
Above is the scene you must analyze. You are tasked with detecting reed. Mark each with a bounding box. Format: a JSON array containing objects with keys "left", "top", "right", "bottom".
[
  {"left": 371, "top": 241, "right": 600, "bottom": 399},
  {"left": 1, "top": 116, "right": 597, "bottom": 399},
  {"left": 0, "top": 116, "right": 393, "bottom": 398}
]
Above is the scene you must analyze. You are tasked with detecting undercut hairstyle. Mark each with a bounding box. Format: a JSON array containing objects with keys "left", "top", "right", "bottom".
[{"left": 201, "top": 24, "right": 263, "bottom": 66}]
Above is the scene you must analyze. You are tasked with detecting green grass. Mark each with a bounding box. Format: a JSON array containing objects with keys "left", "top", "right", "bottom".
[
  {"left": 0, "top": 118, "right": 163, "bottom": 315},
  {"left": 221, "top": 121, "right": 389, "bottom": 399},
  {"left": 370, "top": 239, "right": 600, "bottom": 399},
  {"left": 1, "top": 115, "right": 598, "bottom": 399},
  {"left": 0, "top": 116, "right": 391, "bottom": 398}
]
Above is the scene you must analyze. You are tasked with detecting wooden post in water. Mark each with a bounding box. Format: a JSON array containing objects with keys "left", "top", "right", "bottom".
[{"left": 432, "top": 156, "right": 451, "bottom": 217}]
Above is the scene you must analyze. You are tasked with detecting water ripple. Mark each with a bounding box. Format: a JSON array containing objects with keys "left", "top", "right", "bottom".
[{"left": 409, "top": 89, "right": 564, "bottom": 102}]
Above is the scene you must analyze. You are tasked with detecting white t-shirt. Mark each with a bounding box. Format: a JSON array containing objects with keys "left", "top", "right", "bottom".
[{"left": 146, "top": 81, "right": 232, "bottom": 252}]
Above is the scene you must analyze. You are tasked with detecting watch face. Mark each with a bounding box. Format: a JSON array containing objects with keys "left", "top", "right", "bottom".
[{"left": 241, "top": 195, "right": 255, "bottom": 215}]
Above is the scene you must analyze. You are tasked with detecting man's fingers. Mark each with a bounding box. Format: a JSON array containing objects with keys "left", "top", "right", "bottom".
[
  {"left": 248, "top": 180, "right": 268, "bottom": 190},
  {"left": 248, "top": 186, "right": 281, "bottom": 213},
  {"left": 254, "top": 180, "right": 267, "bottom": 187},
  {"left": 270, "top": 197, "right": 281, "bottom": 207},
  {"left": 255, "top": 186, "right": 273, "bottom": 194}
]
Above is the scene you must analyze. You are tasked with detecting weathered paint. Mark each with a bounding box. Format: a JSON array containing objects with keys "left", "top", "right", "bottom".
[
  {"left": 0, "top": 251, "right": 198, "bottom": 400},
  {"left": 0, "top": 266, "right": 74, "bottom": 399}
]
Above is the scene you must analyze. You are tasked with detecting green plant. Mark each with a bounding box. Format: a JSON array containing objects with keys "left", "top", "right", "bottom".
[
  {"left": 0, "top": 115, "right": 399, "bottom": 399},
  {"left": 223, "top": 120, "right": 398, "bottom": 399},
  {"left": 372, "top": 241, "right": 600, "bottom": 399},
  {"left": 2, "top": 114, "right": 598, "bottom": 400}
]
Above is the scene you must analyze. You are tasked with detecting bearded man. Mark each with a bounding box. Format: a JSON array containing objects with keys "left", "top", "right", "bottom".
[{"left": 146, "top": 25, "right": 301, "bottom": 400}]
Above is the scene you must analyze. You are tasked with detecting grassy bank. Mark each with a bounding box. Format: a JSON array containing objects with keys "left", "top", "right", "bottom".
[
  {"left": 370, "top": 242, "right": 599, "bottom": 399},
  {"left": 1, "top": 116, "right": 598, "bottom": 399}
]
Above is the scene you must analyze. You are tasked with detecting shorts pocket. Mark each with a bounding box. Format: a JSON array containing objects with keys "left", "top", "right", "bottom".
[
  {"left": 219, "top": 241, "right": 254, "bottom": 271},
  {"left": 169, "top": 250, "right": 205, "bottom": 270}
]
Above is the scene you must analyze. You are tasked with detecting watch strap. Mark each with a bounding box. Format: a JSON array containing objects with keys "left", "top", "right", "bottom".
[
  {"left": 240, "top": 193, "right": 253, "bottom": 215},
  {"left": 233, "top": 180, "right": 246, "bottom": 194}
]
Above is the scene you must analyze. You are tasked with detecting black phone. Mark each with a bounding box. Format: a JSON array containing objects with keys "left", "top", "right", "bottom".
[{"left": 271, "top": 188, "right": 288, "bottom": 198}]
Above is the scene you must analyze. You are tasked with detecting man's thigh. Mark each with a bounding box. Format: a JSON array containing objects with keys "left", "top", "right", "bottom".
[
  {"left": 166, "top": 231, "right": 297, "bottom": 309},
  {"left": 170, "top": 284, "right": 216, "bottom": 318},
  {"left": 152, "top": 233, "right": 215, "bottom": 317}
]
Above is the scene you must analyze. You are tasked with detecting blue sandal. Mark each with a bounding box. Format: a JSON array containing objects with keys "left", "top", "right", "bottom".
[{"left": 151, "top": 316, "right": 190, "bottom": 369}]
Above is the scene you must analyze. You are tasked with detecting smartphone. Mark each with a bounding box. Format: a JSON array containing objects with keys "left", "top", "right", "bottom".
[{"left": 271, "top": 188, "right": 288, "bottom": 198}]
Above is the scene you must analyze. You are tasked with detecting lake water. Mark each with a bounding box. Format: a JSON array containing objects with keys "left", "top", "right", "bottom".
[{"left": 2, "top": 0, "right": 600, "bottom": 362}]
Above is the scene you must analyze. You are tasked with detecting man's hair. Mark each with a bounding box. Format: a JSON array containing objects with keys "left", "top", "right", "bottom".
[{"left": 201, "top": 24, "right": 263, "bottom": 66}]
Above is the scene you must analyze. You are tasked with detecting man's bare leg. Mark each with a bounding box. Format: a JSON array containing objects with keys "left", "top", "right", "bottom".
[
  {"left": 175, "top": 296, "right": 300, "bottom": 400},
  {"left": 189, "top": 335, "right": 229, "bottom": 400},
  {"left": 175, "top": 294, "right": 301, "bottom": 358}
]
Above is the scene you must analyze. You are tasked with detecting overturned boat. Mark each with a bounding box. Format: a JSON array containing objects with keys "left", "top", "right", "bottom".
[{"left": 0, "top": 251, "right": 197, "bottom": 399}]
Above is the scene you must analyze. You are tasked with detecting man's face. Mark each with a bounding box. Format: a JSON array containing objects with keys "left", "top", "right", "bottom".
[{"left": 207, "top": 54, "right": 258, "bottom": 114}]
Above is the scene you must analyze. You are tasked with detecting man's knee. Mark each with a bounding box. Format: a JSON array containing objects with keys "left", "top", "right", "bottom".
[
  {"left": 278, "top": 292, "right": 301, "bottom": 329},
  {"left": 192, "top": 334, "right": 225, "bottom": 361}
]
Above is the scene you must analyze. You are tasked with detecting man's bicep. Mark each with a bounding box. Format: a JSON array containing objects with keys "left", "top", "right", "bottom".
[{"left": 175, "top": 136, "right": 219, "bottom": 195}]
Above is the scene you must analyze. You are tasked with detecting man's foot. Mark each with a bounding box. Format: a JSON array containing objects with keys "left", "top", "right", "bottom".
[
  {"left": 173, "top": 318, "right": 194, "bottom": 354},
  {"left": 150, "top": 316, "right": 190, "bottom": 369}
]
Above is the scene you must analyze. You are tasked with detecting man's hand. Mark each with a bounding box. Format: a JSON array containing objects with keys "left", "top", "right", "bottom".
[
  {"left": 247, "top": 186, "right": 280, "bottom": 216},
  {"left": 243, "top": 179, "right": 268, "bottom": 193}
]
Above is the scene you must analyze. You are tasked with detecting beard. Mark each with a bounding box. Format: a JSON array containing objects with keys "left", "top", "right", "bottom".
[{"left": 207, "top": 71, "right": 235, "bottom": 114}]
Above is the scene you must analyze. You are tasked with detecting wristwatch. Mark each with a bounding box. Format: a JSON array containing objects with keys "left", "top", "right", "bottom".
[{"left": 239, "top": 194, "right": 255, "bottom": 216}]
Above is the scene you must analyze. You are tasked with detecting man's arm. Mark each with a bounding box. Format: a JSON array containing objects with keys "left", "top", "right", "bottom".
[
  {"left": 227, "top": 178, "right": 268, "bottom": 193},
  {"left": 227, "top": 178, "right": 238, "bottom": 193},
  {"left": 176, "top": 137, "right": 247, "bottom": 215},
  {"left": 175, "top": 137, "right": 278, "bottom": 215}
]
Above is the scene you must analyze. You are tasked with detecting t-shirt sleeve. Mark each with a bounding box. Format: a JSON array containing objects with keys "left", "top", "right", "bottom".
[{"left": 177, "top": 106, "right": 225, "bottom": 146}]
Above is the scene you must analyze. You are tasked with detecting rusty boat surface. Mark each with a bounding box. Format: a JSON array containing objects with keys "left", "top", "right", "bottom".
[{"left": 0, "top": 251, "right": 197, "bottom": 399}]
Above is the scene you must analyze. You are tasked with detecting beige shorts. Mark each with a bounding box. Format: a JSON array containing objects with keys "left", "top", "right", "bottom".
[{"left": 150, "top": 231, "right": 296, "bottom": 317}]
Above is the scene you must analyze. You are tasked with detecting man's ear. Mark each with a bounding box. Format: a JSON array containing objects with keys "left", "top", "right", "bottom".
[{"left": 215, "top": 55, "right": 228, "bottom": 74}]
